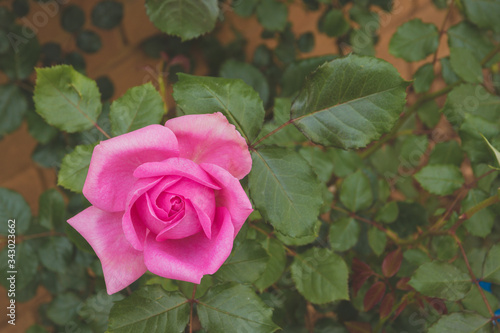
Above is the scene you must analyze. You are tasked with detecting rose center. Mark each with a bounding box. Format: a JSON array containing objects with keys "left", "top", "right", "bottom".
[{"left": 156, "top": 193, "right": 185, "bottom": 218}]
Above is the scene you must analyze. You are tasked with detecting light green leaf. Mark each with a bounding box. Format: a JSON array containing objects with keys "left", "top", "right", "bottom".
[
  {"left": 409, "top": 261, "right": 471, "bottom": 300},
  {"left": 413, "top": 63, "right": 435, "bottom": 93},
  {"left": 329, "top": 217, "right": 360, "bottom": 251},
  {"left": 110, "top": 83, "right": 165, "bottom": 136},
  {"left": 340, "top": 170, "right": 373, "bottom": 212},
  {"left": 375, "top": 201, "right": 399, "bottom": 224},
  {"left": 145, "top": 0, "right": 219, "bottom": 41},
  {"left": 0, "top": 188, "right": 31, "bottom": 235},
  {"left": 389, "top": 19, "right": 438, "bottom": 61},
  {"left": 414, "top": 164, "right": 464, "bottom": 195},
  {"left": 462, "top": 286, "right": 499, "bottom": 318},
  {"left": 368, "top": 226, "right": 386, "bottom": 256},
  {"left": 220, "top": 60, "right": 269, "bottom": 105},
  {"left": 34, "top": 65, "right": 102, "bottom": 133},
  {"left": 256, "top": 0, "right": 288, "bottom": 32},
  {"left": 38, "top": 189, "right": 66, "bottom": 230},
  {"left": 290, "top": 55, "right": 408, "bottom": 149},
  {"left": 462, "top": 0, "right": 500, "bottom": 33},
  {"left": 0, "top": 84, "right": 29, "bottom": 138},
  {"left": 483, "top": 244, "right": 500, "bottom": 284},
  {"left": 481, "top": 134, "right": 500, "bottom": 169},
  {"left": 58, "top": 144, "right": 94, "bottom": 193},
  {"left": 216, "top": 239, "right": 269, "bottom": 283},
  {"left": 428, "top": 312, "right": 491, "bottom": 333},
  {"left": 291, "top": 247, "right": 349, "bottom": 304},
  {"left": 173, "top": 73, "right": 265, "bottom": 143},
  {"left": 197, "top": 283, "right": 279, "bottom": 333},
  {"left": 255, "top": 237, "right": 286, "bottom": 291},
  {"left": 249, "top": 147, "right": 323, "bottom": 238},
  {"left": 108, "top": 286, "right": 190, "bottom": 332},
  {"left": 450, "top": 47, "right": 483, "bottom": 83},
  {"left": 462, "top": 189, "right": 495, "bottom": 237}
]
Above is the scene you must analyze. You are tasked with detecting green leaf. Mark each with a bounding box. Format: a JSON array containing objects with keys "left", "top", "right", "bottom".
[
  {"left": 409, "top": 261, "right": 471, "bottom": 301},
  {"left": 255, "top": 237, "right": 286, "bottom": 291},
  {"left": 46, "top": 292, "right": 82, "bottom": 325},
  {"left": 332, "top": 149, "right": 363, "bottom": 177},
  {"left": 0, "top": 241, "right": 38, "bottom": 290},
  {"left": 462, "top": 286, "right": 499, "bottom": 318},
  {"left": 450, "top": 47, "right": 483, "bottom": 83},
  {"left": 375, "top": 201, "right": 399, "bottom": 224},
  {"left": 428, "top": 312, "right": 491, "bottom": 333},
  {"left": 297, "top": 32, "right": 315, "bottom": 53},
  {"left": 233, "top": 0, "right": 259, "bottom": 17},
  {"left": 431, "top": 235, "right": 458, "bottom": 261},
  {"left": 368, "top": 226, "right": 386, "bottom": 256},
  {"left": 448, "top": 22, "right": 498, "bottom": 66},
  {"left": 340, "top": 170, "right": 373, "bottom": 212},
  {"left": 329, "top": 217, "right": 360, "bottom": 251},
  {"left": 0, "top": 188, "right": 31, "bottom": 235},
  {"left": 197, "top": 283, "right": 279, "bottom": 333},
  {"left": 26, "top": 325, "right": 49, "bottom": 333},
  {"left": 414, "top": 164, "right": 464, "bottom": 195},
  {"left": 110, "top": 83, "right": 164, "bottom": 136},
  {"left": 248, "top": 147, "right": 323, "bottom": 238},
  {"left": 91, "top": 0, "right": 124, "bottom": 30},
  {"left": 38, "top": 237, "right": 73, "bottom": 273},
  {"left": 440, "top": 57, "right": 461, "bottom": 85},
  {"left": 321, "top": 9, "right": 350, "bottom": 37},
  {"left": 26, "top": 109, "right": 58, "bottom": 144},
  {"left": 145, "top": 0, "right": 219, "bottom": 41},
  {"left": 281, "top": 55, "right": 336, "bottom": 97},
  {"left": 417, "top": 100, "right": 441, "bottom": 128},
  {"left": 0, "top": 25, "right": 41, "bottom": 80},
  {"left": 291, "top": 247, "right": 349, "bottom": 304},
  {"left": 290, "top": 55, "right": 408, "bottom": 149},
  {"left": 428, "top": 141, "right": 463, "bottom": 166},
  {"left": 413, "top": 63, "right": 435, "bottom": 93},
  {"left": 58, "top": 144, "right": 94, "bottom": 193},
  {"left": 76, "top": 30, "right": 102, "bottom": 53},
  {"left": 483, "top": 244, "right": 500, "bottom": 284},
  {"left": 256, "top": 0, "right": 288, "bottom": 32},
  {"left": 173, "top": 73, "right": 265, "bottom": 143},
  {"left": 220, "top": 60, "right": 270, "bottom": 105},
  {"left": 61, "top": 5, "right": 85, "bottom": 33},
  {"left": 350, "top": 29, "right": 375, "bottom": 56},
  {"left": 389, "top": 19, "right": 438, "bottom": 61},
  {"left": 462, "top": 0, "right": 500, "bottom": 33},
  {"left": 216, "top": 239, "right": 269, "bottom": 283},
  {"left": 79, "top": 290, "right": 124, "bottom": 332},
  {"left": 482, "top": 134, "right": 500, "bottom": 169},
  {"left": 34, "top": 65, "right": 102, "bottom": 133},
  {"left": 274, "top": 220, "right": 321, "bottom": 246},
  {"left": 38, "top": 189, "right": 66, "bottom": 230},
  {"left": 299, "top": 146, "right": 335, "bottom": 183},
  {"left": 462, "top": 189, "right": 495, "bottom": 237},
  {"left": 0, "top": 84, "right": 29, "bottom": 138},
  {"left": 108, "top": 285, "right": 190, "bottom": 332}
]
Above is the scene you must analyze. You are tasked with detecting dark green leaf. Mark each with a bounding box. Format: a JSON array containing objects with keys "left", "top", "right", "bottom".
[
  {"left": 46, "top": 292, "right": 82, "bottom": 325},
  {"left": 340, "top": 170, "right": 373, "bottom": 212},
  {"left": 409, "top": 261, "right": 471, "bottom": 300},
  {"left": 0, "top": 25, "right": 41, "bottom": 80},
  {"left": 65, "top": 52, "right": 86, "bottom": 73},
  {"left": 38, "top": 189, "right": 65, "bottom": 230},
  {"left": 291, "top": 247, "right": 349, "bottom": 304},
  {"left": 428, "top": 141, "right": 463, "bottom": 166},
  {"left": 173, "top": 74, "right": 265, "bottom": 143},
  {"left": 431, "top": 235, "right": 457, "bottom": 261},
  {"left": 248, "top": 147, "right": 323, "bottom": 238},
  {"left": 34, "top": 65, "right": 102, "bottom": 133},
  {"left": 255, "top": 237, "right": 286, "bottom": 291},
  {"left": 462, "top": 286, "right": 499, "bottom": 318},
  {"left": 332, "top": 149, "right": 363, "bottom": 177},
  {"left": 253, "top": 44, "right": 272, "bottom": 67},
  {"left": 274, "top": 220, "right": 321, "bottom": 246},
  {"left": 462, "top": 189, "right": 496, "bottom": 237},
  {"left": 61, "top": 5, "right": 85, "bottom": 33},
  {"left": 483, "top": 244, "right": 500, "bottom": 284},
  {"left": 256, "top": 0, "right": 288, "bottom": 32},
  {"left": 0, "top": 241, "right": 38, "bottom": 290},
  {"left": 450, "top": 47, "right": 483, "bottom": 83},
  {"left": 91, "top": 1, "right": 123, "bottom": 30},
  {"left": 297, "top": 32, "right": 315, "bottom": 53},
  {"left": 299, "top": 146, "right": 335, "bottom": 183},
  {"left": 96, "top": 76, "right": 114, "bottom": 100},
  {"left": 108, "top": 285, "right": 190, "bottom": 332},
  {"left": 413, "top": 63, "right": 435, "bottom": 93},
  {"left": 0, "top": 84, "right": 29, "bottom": 138},
  {"left": 76, "top": 30, "right": 102, "bottom": 53},
  {"left": 417, "top": 100, "right": 441, "bottom": 128},
  {"left": 233, "top": 0, "right": 259, "bottom": 17},
  {"left": 145, "top": 0, "right": 219, "bottom": 41},
  {"left": 350, "top": 29, "right": 375, "bottom": 56},
  {"left": 79, "top": 290, "right": 124, "bottom": 332},
  {"left": 462, "top": 0, "right": 500, "bottom": 33},
  {"left": 447, "top": 22, "right": 498, "bottom": 66},
  {"left": 389, "top": 19, "right": 438, "bottom": 61},
  {"left": 220, "top": 60, "right": 270, "bottom": 105},
  {"left": 58, "top": 144, "right": 94, "bottom": 192},
  {"left": 197, "top": 283, "right": 279, "bottom": 332},
  {"left": 321, "top": 9, "right": 350, "bottom": 37},
  {"left": 26, "top": 325, "right": 49, "bottom": 333},
  {"left": 110, "top": 83, "right": 164, "bottom": 136},
  {"left": 26, "top": 109, "right": 58, "bottom": 144},
  {"left": 329, "top": 217, "right": 360, "bottom": 251},
  {"left": 375, "top": 201, "right": 399, "bottom": 224},
  {"left": 38, "top": 237, "right": 73, "bottom": 273},
  {"left": 414, "top": 164, "right": 464, "bottom": 195},
  {"left": 428, "top": 312, "right": 491, "bottom": 333},
  {"left": 368, "top": 226, "right": 386, "bottom": 255},
  {"left": 290, "top": 55, "right": 408, "bottom": 149},
  {"left": 0, "top": 188, "right": 31, "bottom": 235},
  {"left": 216, "top": 239, "right": 269, "bottom": 283},
  {"left": 12, "top": 0, "right": 29, "bottom": 17},
  {"left": 440, "top": 57, "right": 461, "bottom": 85}
]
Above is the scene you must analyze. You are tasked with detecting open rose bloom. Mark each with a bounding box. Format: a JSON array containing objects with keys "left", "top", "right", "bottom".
[{"left": 68, "top": 113, "right": 253, "bottom": 294}]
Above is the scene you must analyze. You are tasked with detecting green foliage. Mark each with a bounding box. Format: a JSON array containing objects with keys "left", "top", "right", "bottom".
[
  {"left": 0, "top": 84, "right": 29, "bottom": 138},
  {"left": 414, "top": 164, "right": 465, "bottom": 195},
  {"left": 58, "top": 144, "right": 94, "bottom": 192},
  {"left": 0, "top": 188, "right": 31, "bottom": 235},
  {"left": 389, "top": 19, "right": 438, "bottom": 61}
]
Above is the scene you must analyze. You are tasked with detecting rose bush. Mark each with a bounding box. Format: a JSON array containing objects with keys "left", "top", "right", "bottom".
[{"left": 68, "top": 112, "right": 253, "bottom": 294}]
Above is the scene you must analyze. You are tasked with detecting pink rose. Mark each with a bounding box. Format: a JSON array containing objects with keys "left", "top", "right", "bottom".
[{"left": 68, "top": 113, "right": 253, "bottom": 294}]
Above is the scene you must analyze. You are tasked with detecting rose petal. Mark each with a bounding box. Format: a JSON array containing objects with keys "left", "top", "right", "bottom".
[
  {"left": 165, "top": 112, "right": 252, "bottom": 179},
  {"left": 134, "top": 158, "right": 220, "bottom": 190},
  {"left": 144, "top": 207, "right": 235, "bottom": 283},
  {"left": 67, "top": 207, "right": 146, "bottom": 294},
  {"left": 83, "top": 125, "right": 179, "bottom": 212},
  {"left": 201, "top": 163, "right": 253, "bottom": 235},
  {"left": 155, "top": 200, "right": 202, "bottom": 241}
]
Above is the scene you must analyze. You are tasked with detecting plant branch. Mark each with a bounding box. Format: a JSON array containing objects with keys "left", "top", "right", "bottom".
[
  {"left": 450, "top": 191, "right": 500, "bottom": 232},
  {"left": 431, "top": 0, "right": 454, "bottom": 68}
]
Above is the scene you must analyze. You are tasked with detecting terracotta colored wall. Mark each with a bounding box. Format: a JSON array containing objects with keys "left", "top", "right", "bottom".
[{"left": 0, "top": 0, "right": 455, "bottom": 331}]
